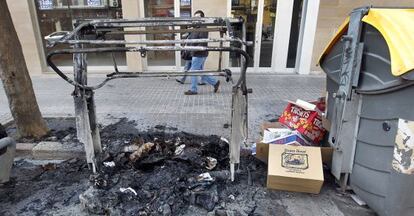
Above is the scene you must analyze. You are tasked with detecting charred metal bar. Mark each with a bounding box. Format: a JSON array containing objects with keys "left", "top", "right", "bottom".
[
  {"left": 111, "top": 53, "right": 119, "bottom": 73},
  {"left": 225, "top": 18, "right": 235, "bottom": 38},
  {"left": 106, "top": 71, "right": 233, "bottom": 81},
  {"left": 47, "top": 45, "right": 250, "bottom": 90},
  {"left": 103, "top": 27, "right": 226, "bottom": 35},
  {"left": 218, "top": 31, "right": 225, "bottom": 71},
  {"left": 55, "top": 38, "right": 253, "bottom": 46},
  {"left": 47, "top": 17, "right": 251, "bottom": 181},
  {"left": 241, "top": 21, "right": 247, "bottom": 67},
  {"left": 89, "top": 17, "right": 242, "bottom": 26},
  {"left": 59, "top": 17, "right": 243, "bottom": 45},
  {"left": 229, "top": 20, "right": 249, "bottom": 181},
  {"left": 79, "top": 17, "right": 242, "bottom": 24},
  {"left": 73, "top": 31, "right": 102, "bottom": 173},
  {"left": 106, "top": 70, "right": 227, "bottom": 76}
]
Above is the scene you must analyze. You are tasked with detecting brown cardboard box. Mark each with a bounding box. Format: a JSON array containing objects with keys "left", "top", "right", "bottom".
[
  {"left": 260, "top": 122, "right": 284, "bottom": 136},
  {"left": 256, "top": 122, "right": 285, "bottom": 163},
  {"left": 322, "top": 116, "right": 331, "bottom": 132},
  {"left": 256, "top": 143, "right": 333, "bottom": 165},
  {"left": 267, "top": 145, "right": 324, "bottom": 194},
  {"left": 320, "top": 147, "right": 333, "bottom": 164},
  {"left": 257, "top": 122, "right": 333, "bottom": 164},
  {"left": 256, "top": 143, "right": 270, "bottom": 163}
]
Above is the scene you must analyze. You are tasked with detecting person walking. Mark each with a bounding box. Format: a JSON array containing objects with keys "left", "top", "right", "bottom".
[
  {"left": 184, "top": 10, "right": 220, "bottom": 95},
  {"left": 176, "top": 43, "right": 205, "bottom": 85},
  {"left": 176, "top": 29, "right": 205, "bottom": 85},
  {"left": 175, "top": 47, "right": 193, "bottom": 84}
]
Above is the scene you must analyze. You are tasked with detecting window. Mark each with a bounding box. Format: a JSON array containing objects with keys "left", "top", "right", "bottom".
[
  {"left": 38, "top": 0, "right": 108, "bottom": 10},
  {"left": 230, "top": 0, "right": 257, "bottom": 67},
  {"left": 35, "top": 0, "right": 126, "bottom": 67}
]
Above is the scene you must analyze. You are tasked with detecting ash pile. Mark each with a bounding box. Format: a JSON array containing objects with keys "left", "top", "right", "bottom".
[{"left": 80, "top": 125, "right": 266, "bottom": 215}]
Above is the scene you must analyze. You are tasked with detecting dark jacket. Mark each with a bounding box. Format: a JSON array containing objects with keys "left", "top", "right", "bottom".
[{"left": 188, "top": 27, "right": 209, "bottom": 57}]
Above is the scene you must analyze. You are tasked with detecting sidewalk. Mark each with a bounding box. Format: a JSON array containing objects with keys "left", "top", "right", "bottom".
[
  {"left": 0, "top": 74, "right": 325, "bottom": 142},
  {"left": 0, "top": 74, "right": 377, "bottom": 216}
]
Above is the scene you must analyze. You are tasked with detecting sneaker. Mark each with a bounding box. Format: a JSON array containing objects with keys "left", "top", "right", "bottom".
[
  {"left": 176, "top": 78, "right": 184, "bottom": 84},
  {"left": 184, "top": 90, "right": 198, "bottom": 95},
  {"left": 214, "top": 80, "right": 220, "bottom": 93},
  {"left": 198, "top": 82, "right": 206, "bottom": 86}
]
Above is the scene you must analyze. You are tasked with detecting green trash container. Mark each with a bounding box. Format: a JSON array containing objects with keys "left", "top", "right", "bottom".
[{"left": 319, "top": 7, "right": 414, "bottom": 216}]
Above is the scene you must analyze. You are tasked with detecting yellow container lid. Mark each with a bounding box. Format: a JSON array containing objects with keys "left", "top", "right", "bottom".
[{"left": 318, "top": 8, "right": 414, "bottom": 77}]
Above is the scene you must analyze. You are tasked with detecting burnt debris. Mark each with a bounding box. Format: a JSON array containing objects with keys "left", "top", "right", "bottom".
[
  {"left": 80, "top": 126, "right": 235, "bottom": 215},
  {"left": 1, "top": 119, "right": 270, "bottom": 215}
]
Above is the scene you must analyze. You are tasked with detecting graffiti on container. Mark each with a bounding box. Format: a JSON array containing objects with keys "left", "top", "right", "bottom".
[{"left": 392, "top": 119, "right": 414, "bottom": 175}]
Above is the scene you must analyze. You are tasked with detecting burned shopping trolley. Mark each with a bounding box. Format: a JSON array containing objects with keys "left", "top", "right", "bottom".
[{"left": 46, "top": 17, "right": 252, "bottom": 181}]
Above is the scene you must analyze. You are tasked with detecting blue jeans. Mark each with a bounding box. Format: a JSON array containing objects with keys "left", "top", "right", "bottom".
[
  {"left": 179, "top": 60, "right": 192, "bottom": 83},
  {"left": 190, "top": 57, "right": 218, "bottom": 93}
]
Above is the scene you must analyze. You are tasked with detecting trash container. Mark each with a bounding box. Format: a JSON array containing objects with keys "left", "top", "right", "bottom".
[
  {"left": 0, "top": 125, "right": 15, "bottom": 184},
  {"left": 319, "top": 7, "right": 414, "bottom": 216}
]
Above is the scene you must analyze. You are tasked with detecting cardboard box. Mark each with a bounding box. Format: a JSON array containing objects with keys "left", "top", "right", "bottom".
[
  {"left": 268, "top": 134, "right": 309, "bottom": 146},
  {"left": 267, "top": 145, "right": 324, "bottom": 194},
  {"left": 262, "top": 126, "right": 310, "bottom": 146},
  {"left": 260, "top": 122, "right": 285, "bottom": 136},
  {"left": 255, "top": 142, "right": 270, "bottom": 163},
  {"left": 255, "top": 142, "right": 307, "bottom": 164},
  {"left": 256, "top": 142, "right": 333, "bottom": 165},
  {"left": 322, "top": 116, "right": 331, "bottom": 132},
  {"left": 262, "top": 128, "right": 295, "bottom": 144},
  {"left": 279, "top": 101, "right": 326, "bottom": 144},
  {"left": 256, "top": 122, "right": 330, "bottom": 164},
  {"left": 320, "top": 147, "right": 333, "bottom": 164},
  {"left": 256, "top": 122, "right": 283, "bottom": 163}
]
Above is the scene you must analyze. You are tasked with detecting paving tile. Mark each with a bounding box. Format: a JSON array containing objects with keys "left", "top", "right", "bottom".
[{"left": 0, "top": 74, "right": 325, "bottom": 143}]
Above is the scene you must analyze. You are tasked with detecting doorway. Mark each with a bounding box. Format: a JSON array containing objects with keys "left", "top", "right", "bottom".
[{"left": 230, "top": 0, "right": 308, "bottom": 73}]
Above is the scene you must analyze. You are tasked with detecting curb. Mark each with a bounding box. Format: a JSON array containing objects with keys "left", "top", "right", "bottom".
[
  {"left": 5, "top": 114, "right": 83, "bottom": 161},
  {"left": 1, "top": 113, "right": 74, "bottom": 126},
  {"left": 0, "top": 114, "right": 12, "bottom": 126},
  {"left": 16, "top": 141, "right": 85, "bottom": 160}
]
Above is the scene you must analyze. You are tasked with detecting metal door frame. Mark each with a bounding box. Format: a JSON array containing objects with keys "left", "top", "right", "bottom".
[{"left": 226, "top": 0, "right": 299, "bottom": 73}]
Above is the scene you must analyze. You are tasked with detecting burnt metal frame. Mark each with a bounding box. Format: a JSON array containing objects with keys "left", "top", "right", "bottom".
[{"left": 47, "top": 17, "right": 252, "bottom": 180}]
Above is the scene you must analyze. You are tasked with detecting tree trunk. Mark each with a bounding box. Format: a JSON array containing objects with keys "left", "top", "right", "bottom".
[{"left": 0, "top": 1, "right": 48, "bottom": 138}]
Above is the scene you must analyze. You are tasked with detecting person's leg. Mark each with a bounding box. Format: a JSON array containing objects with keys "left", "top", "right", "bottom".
[
  {"left": 198, "top": 58, "right": 220, "bottom": 93},
  {"left": 186, "top": 57, "right": 206, "bottom": 94},
  {"left": 182, "top": 60, "right": 191, "bottom": 82},
  {"left": 190, "top": 74, "right": 198, "bottom": 92},
  {"left": 200, "top": 75, "right": 217, "bottom": 86},
  {"left": 177, "top": 60, "right": 191, "bottom": 84},
  {"left": 197, "top": 60, "right": 206, "bottom": 85},
  {"left": 194, "top": 57, "right": 214, "bottom": 86},
  {"left": 200, "top": 75, "right": 220, "bottom": 93}
]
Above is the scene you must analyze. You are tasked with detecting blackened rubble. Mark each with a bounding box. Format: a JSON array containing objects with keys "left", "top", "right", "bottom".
[
  {"left": 82, "top": 119, "right": 245, "bottom": 215},
  {"left": 0, "top": 119, "right": 274, "bottom": 215},
  {"left": 0, "top": 118, "right": 372, "bottom": 215}
]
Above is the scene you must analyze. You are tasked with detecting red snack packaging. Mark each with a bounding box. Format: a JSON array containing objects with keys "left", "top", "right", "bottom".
[{"left": 278, "top": 100, "right": 326, "bottom": 145}]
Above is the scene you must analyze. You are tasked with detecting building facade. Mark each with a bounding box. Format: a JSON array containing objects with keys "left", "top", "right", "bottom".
[{"left": 6, "top": 0, "right": 414, "bottom": 76}]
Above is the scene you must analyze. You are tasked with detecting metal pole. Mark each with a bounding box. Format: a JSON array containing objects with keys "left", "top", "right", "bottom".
[
  {"left": 47, "top": 45, "right": 251, "bottom": 90},
  {"left": 73, "top": 30, "right": 101, "bottom": 173},
  {"left": 218, "top": 31, "right": 224, "bottom": 71},
  {"left": 55, "top": 38, "right": 252, "bottom": 46},
  {"left": 229, "top": 20, "right": 250, "bottom": 181},
  {"left": 241, "top": 20, "right": 247, "bottom": 67}
]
